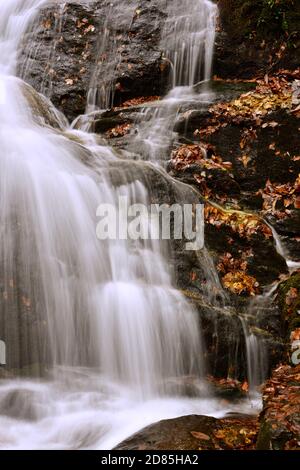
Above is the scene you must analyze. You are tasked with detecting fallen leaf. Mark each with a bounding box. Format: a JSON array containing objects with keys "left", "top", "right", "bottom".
[{"left": 190, "top": 431, "right": 210, "bottom": 441}]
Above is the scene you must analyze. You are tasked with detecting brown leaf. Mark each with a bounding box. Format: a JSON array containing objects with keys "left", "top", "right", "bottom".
[
  {"left": 190, "top": 431, "right": 210, "bottom": 441},
  {"left": 286, "top": 287, "right": 298, "bottom": 306}
]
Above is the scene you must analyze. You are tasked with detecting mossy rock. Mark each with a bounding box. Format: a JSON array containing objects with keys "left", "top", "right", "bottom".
[
  {"left": 218, "top": 0, "right": 298, "bottom": 40},
  {"left": 276, "top": 272, "right": 300, "bottom": 334}
]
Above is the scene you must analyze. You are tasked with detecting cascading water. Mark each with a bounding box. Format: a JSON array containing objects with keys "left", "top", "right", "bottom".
[
  {"left": 162, "top": 0, "right": 216, "bottom": 87},
  {"left": 239, "top": 222, "right": 300, "bottom": 394},
  {"left": 1, "top": 0, "right": 207, "bottom": 390},
  {"left": 0, "top": 0, "right": 264, "bottom": 450},
  {"left": 130, "top": 0, "right": 217, "bottom": 161},
  {"left": 126, "top": 0, "right": 269, "bottom": 395},
  {"left": 20, "top": 0, "right": 67, "bottom": 98},
  {"left": 241, "top": 222, "right": 300, "bottom": 395},
  {"left": 86, "top": 0, "right": 138, "bottom": 112}
]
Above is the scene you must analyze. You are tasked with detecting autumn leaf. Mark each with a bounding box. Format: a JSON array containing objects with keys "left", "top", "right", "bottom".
[
  {"left": 239, "top": 155, "right": 251, "bottom": 168},
  {"left": 106, "top": 123, "right": 132, "bottom": 138},
  {"left": 190, "top": 431, "right": 210, "bottom": 441},
  {"left": 222, "top": 271, "right": 259, "bottom": 296},
  {"left": 42, "top": 19, "right": 52, "bottom": 29},
  {"left": 119, "top": 96, "right": 160, "bottom": 108},
  {"left": 242, "top": 381, "right": 249, "bottom": 392}
]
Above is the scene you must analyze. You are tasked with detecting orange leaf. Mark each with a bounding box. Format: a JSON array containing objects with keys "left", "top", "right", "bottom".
[{"left": 190, "top": 431, "right": 210, "bottom": 441}]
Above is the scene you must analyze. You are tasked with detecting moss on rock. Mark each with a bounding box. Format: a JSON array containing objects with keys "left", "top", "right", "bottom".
[{"left": 276, "top": 272, "right": 300, "bottom": 335}]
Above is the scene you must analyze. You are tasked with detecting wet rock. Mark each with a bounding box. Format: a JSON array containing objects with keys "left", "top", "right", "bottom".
[
  {"left": 183, "top": 289, "right": 285, "bottom": 382},
  {"left": 0, "top": 388, "right": 39, "bottom": 421},
  {"left": 115, "top": 414, "right": 258, "bottom": 450},
  {"left": 215, "top": 0, "right": 300, "bottom": 78},
  {"left": 276, "top": 271, "right": 300, "bottom": 344},
  {"left": 169, "top": 162, "right": 240, "bottom": 200},
  {"left": 74, "top": 106, "right": 142, "bottom": 135},
  {"left": 196, "top": 110, "right": 300, "bottom": 197},
  {"left": 182, "top": 291, "right": 247, "bottom": 380},
  {"left": 19, "top": 0, "right": 169, "bottom": 121},
  {"left": 207, "top": 375, "right": 248, "bottom": 400},
  {"left": 22, "top": 81, "right": 68, "bottom": 129},
  {"left": 257, "top": 364, "right": 300, "bottom": 450}
]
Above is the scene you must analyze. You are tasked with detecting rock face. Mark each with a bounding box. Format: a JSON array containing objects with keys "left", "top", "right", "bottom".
[
  {"left": 14, "top": 0, "right": 299, "bottom": 388},
  {"left": 19, "top": 1, "right": 300, "bottom": 122},
  {"left": 257, "top": 364, "right": 300, "bottom": 450},
  {"left": 215, "top": 0, "right": 300, "bottom": 78},
  {"left": 19, "top": 0, "right": 169, "bottom": 122},
  {"left": 115, "top": 414, "right": 258, "bottom": 450}
]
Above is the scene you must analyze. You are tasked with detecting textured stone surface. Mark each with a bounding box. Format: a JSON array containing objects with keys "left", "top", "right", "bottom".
[
  {"left": 19, "top": 0, "right": 169, "bottom": 121},
  {"left": 115, "top": 414, "right": 258, "bottom": 450}
]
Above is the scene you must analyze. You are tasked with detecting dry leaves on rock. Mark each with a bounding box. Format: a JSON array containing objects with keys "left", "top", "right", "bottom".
[
  {"left": 106, "top": 123, "right": 132, "bottom": 138},
  {"left": 258, "top": 175, "right": 300, "bottom": 214},
  {"left": 204, "top": 205, "right": 273, "bottom": 240},
  {"left": 217, "top": 252, "right": 248, "bottom": 275},
  {"left": 212, "top": 416, "right": 258, "bottom": 450},
  {"left": 194, "top": 72, "right": 297, "bottom": 138},
  {"left": 171, "top": 144, "right": 232, "bottom": 172},
  {"left": 261, "top": 364, "right": 300, "bottom": 449},
  {"left": 210, "top": 224, "right": 266, "bottom": 296},
  {"left": 207, "top": 375, "right": 249, "bottom": 395},
  {"left": 222, "top": 271, "right": 259, "bottom": 296},
  {"left": 120, "top": 96, "right": 160, "bottom": 108},
  {"left": 190, "top": 431, "right": 210, "bottom": 441},
  {"left": 210, "top": 87, "right": 291, "bottom": 124}
]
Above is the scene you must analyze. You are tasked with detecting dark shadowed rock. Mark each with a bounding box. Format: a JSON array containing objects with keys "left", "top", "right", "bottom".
[
  {"left": 18, "top": 0, "right": 169, "bottom": 122},
  {"left": 257, "top": 364, "right": 300, "bottom": 450},
  {"left": 114, "top": 414, "right": 258, "bottom": 450},
  {"left": 214, "top": 0, "right": 300, "bottom": 78}
]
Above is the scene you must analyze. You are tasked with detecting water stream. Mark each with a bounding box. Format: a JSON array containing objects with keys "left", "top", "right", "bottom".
[
  {"left": 129, "top": 0, "right": 217, "bottom": 161},
  {"left": 0, "top": 0, "right": 278, "bottom": 449}
]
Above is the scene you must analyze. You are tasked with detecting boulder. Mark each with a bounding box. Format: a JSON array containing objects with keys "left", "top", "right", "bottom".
[
  {"left": 214, "top": 0, "right": 300, "bottom": 78},
  {"left": 115, "top": 414, "right": 258, "bottom": 450},
  {"left": 257, "top": 364, "right": 300, "bottom": 450},
  {"left": 19, "top": 0, "right": 169, "bottom": 121}
]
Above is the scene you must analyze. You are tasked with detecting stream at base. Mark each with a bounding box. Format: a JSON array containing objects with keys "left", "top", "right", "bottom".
[{"left": 0, "top": 368, "right": 261, "bottom": 450}]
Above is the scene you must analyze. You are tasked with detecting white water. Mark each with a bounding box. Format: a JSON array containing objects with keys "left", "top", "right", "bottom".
[
  {"left": 0, "top": 367, "right": 262, "bottom": 450},
  {"left": 0, "top": 0, "right": 259, "bottom": 450},
  {"left": 131, "top": 0, "right": 217, "bottom": 161},
  {"left": 240, "top": 316, "right": 267, "bottom": 394},
  {"left": 1, "top": 0, "right": 207, "bottom": 387},
  {"left": 239, "top": 220, "right": 300, "bottom": 395},
  {"left": 269, "top": 224, "right": 300, "bottom": 271},
  {"left": 162, "top": 0, "right": 216, "bottom": 87},
  {"left": 86, "top": 0, "right": 138, "bottom": 112}
]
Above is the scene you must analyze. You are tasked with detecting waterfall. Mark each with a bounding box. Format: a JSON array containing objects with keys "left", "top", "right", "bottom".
[
  {"left": 86, "top": 1, "right": 139, "bottom": 112},
  {"left": 130, "top": 0, "right": 217, "bottom": 161},
  {"left": 268, "top": 223, "right": 300, "bottom": 271},
  {"left": 161, "top": 0, "right": 217, "bottom": 87},
  {"left": 0, "top": 0, "right": 208, "bottom": 395},
  {"left": 0, "top": 0, "right": 265, "bottom": 450},
  {"left": 240, "top": 315, "right": 268, "bottom": 393}
]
